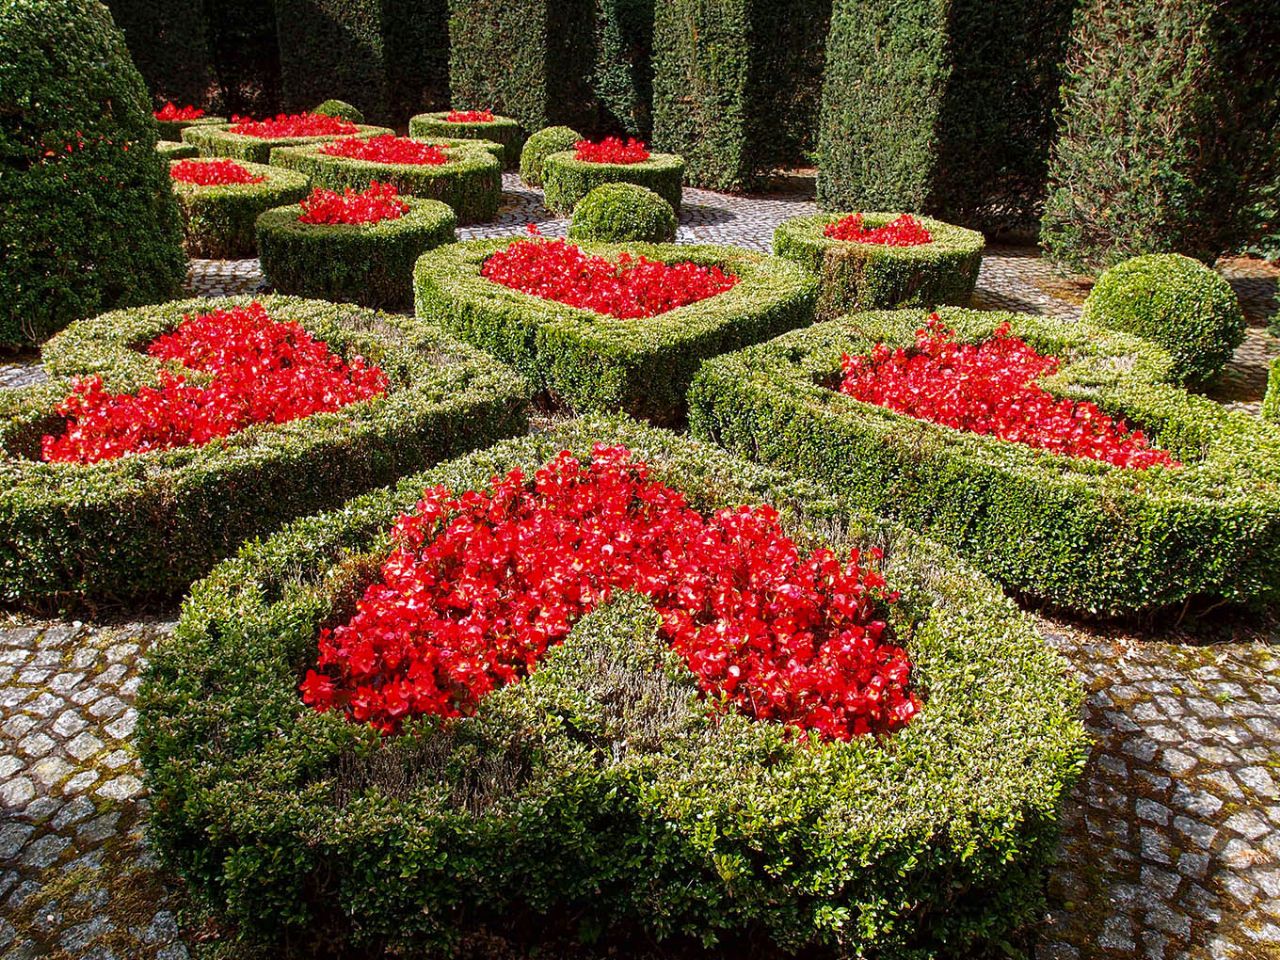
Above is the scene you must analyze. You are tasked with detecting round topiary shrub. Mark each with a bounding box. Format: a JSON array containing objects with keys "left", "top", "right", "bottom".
[
  {"left": 568, "top": 183, "right": 678, "bottom": 243},
  {"left": 139, "top": 415, "right": 1086, "bottom": 959},
  {"left": 258, "top": 193, "right": 457, "bottom": 309},
  {"left": 0, "top": 295, "right": 530, "bottom": 608},
  {"left": 313, "top": 98, "right": 364, "bottom": 123},
  {"left": 542, "top": 149, "right": 684, "bottom": 214},
  {"left": 773, "top": 213, "right": 986, "bottom": 319},
  {"left": 409, "top": 110, "right": 523, "bottom": 167},
  {"left": 171, "top": 158, "right": 310, "bottom": 258},
  {"left": 1082, "top": 253, "right": 1246, "bottom": 384},
  {"left": 157, "top": 140, "right": 199, "bottom": 160},
  {"left": 181, "top": 119, "right": 393, "bottom": 163},
  {"left": 269, "top": 138, "right": 502, "bottom": 224},
  {"left": 0, "top": 0, "right": 186, "bottom": 348},
  {"left": 520, "top": 125, "right": 582, "bottom": 187}
]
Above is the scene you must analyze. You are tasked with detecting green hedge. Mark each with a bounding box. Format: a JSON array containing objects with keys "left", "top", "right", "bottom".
[
  {"left": 258, "top": 199, "right": 457, "bottom": 310},
  {"left": 0, "top": 295, "right": 529, "bottom": 609},
  {"left": 138, "top": 414, "right": 1085, "bottom": 957},
  {"left": 774, "top": 212, "right": 985, "bottom": 319},
  {"left": 542, "top": 150, "right": 683, "bottom": 214},
  {"left": 157, "top": 140, "right": 198, "bottom": 160},
  {"left": 817, "top": 0, "right": 1073, "bottom": 237},
  {"left": 409, "top": 111, "right": 524, "bottom": 167},
  {"left": 652, "top": 0, "right": 832, "bottom": 192},
  {"left": 520, "top": 125, "right": 582, "bottom": 187},
  {"left": 269, "top": 141, "right": 502, "bottom": 224},
  {"left": 1264, "top": 358, "right": 1280, "bottom": 423},
  {"left": 0, "top": 0, "right": 186, "bottom": 349},
  {"left": 172, "top": 159, "right": 310, "bottom": 258},
  {"left": 594, "top": 0, "right": 655, "bottom": 137},
  {"left": 1082, "top": 254, "right": 1246, "bottom": 385},
  {"left": 313, "top": 99, "right": 364, "bottom": 123},
  {"left": 414, "top": 239, "right": 816, "bottom": 424},
  {"left": 1040, "top": 0, "right": 1280, "bottom": 271},
  {"left": 689, "top": 307, "right": 1280, "bottom": 616},
  {"left": 569, "top": 183, "right": 677, "bottom": 243},
  {"left": 103, "top": 0, "right": 214, "bottom": 108},
  {"left": 155, "top": 115, "right": 225, "bottom": 142},
  {"left": 181, "top": 122, "right": 392, "bottom": 164},
  {"left": 204, "top": 0, "right": 282, "bottom": 117}
]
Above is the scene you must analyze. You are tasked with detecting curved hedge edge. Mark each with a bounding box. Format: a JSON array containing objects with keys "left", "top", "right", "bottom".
[
  {"left": 180, "top": 123, "right": 394, "bottom": 163},
  {"left": 541, "top": 151, "right": 684, "bottom": 214},
  {"left": 687, "top": 306, "right": 1280, "bottom": 615},
  {"left": 408, "top": 111, "right": 524, "bottom": 166},
  {"left": 156, "top": 116, "right": 226, "bottom": 142},
  {"left": 171, "top": 160, "right": 311, "bottom": 259},
  {"left": 157, "top": 140, "right": 199, "bottom": 160},
  {"left": 138, "top": 412, "right": 1086, "bottom": 957},
  {"left": 1, "top": 294, "right": 529, "bottom": 610}
]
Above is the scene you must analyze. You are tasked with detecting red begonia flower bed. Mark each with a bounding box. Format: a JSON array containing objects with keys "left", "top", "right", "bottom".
[
  {"left": 320, "top": 135, "right": 448, "bottom": 166},
  {"left": 296, "top": 181, "right": 409, "bottom": 225},
  {"left": 169, "top": 158, "right": 265, "bottom": 186},
  {"left": 445, "top": 109, "right": 496, "bottom": 122},
  {"left": 154, "top": 102, "right": 204, "bottom": 122},
  {"left": 228, "top": 113, "right": 358, "bottom": 139},
  {"left": 574, "top": 136, "right": 651, "bottom": 164},
  {"left": 823, "top": 213, "right": 933, "bottom": 246}
]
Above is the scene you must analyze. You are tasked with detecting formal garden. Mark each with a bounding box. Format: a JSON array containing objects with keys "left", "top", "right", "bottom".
[{"left": 0, "top": 0, "right": 1278, "bottom": 958}]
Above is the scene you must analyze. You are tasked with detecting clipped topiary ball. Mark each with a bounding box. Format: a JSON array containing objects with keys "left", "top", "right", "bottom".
[
  {"left": 313, "top": 99, "right": 365, "bottom": 124},
  {"left": 0, "top": 0, "right": 186, "bottom": 348},
  {"left": 520, "top": 125, "right": 582, "bottom": 187},
  {"left": 569, "top": 183, "right": 678, "bottom": 243},
  {"left": 1082, "top": 253, "right": 1246, "bottom": 384}
]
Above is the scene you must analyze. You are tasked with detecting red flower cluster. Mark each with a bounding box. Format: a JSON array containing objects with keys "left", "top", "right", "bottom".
[
  {"left": 445, "top": 109, "right": 495, "bottom": 122},
  {"left": 301, "top": 445, "right": 919, "bottom": 740},
  {"left": 839, "top": 317, "right": 1179, "bottom": 469},
  {"left": 297, "top": 181, "right": 409, "bottom": 225},
  {"left": 154, "top": 102, "right": 205, "bottom": 122},
  {"left": 169, "top": 158, "right": 266, "bottom": 186},
  {"left": 824, "top": 213, "right": 933, "bottom": 246},
  {"left": 321, "top": 135, "right": 448, "bottom": 166},
  {"left": 228, "top": 113, "right": 358, "bottom": 139},
  {"left": 42, "top": 303, "right": 387, "bottom": 465},
  {"left": 574, "top": 137, "right": 651, "bottom": 164},
  {"left": 481, "top": 238, "right": 738, "bottom": 319}
]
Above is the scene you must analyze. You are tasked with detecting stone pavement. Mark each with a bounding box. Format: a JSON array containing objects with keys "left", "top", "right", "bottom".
[{"left": 2, "top": 174, "right": 1279, "bottom": 959}]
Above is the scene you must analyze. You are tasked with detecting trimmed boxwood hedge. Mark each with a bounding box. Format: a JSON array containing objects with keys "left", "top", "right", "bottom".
[
  {"left": 542, "top": 150, "right": 683, "bottom": 214},
  {"left": 171, "top": 159, "right": 310, "bottom": 259},
  {"left": 157, "top": 140, "right": 198, "bottom": 160},
  {"left": 569, "top": 183, "right": 677, "bottom": 243},
  {"left": 258, "top": 199, "right": 457, "bottom": 310},
  {"left": 519, "top": 124, "right": 581, "bottom": 187},
  {"left": 409, "top": 111, "right": 524, "bottom": 167},
  {"left": 312, "top": 99, "right": 364, "bottom": 123},
  {"left": 595, "top": 0, "right": 656, "bottom": 137},
  {"left": 0, "top": 295, "right": 530, "bottom": 609},
  {"left": 138, "top": 414, "right": 1086, "bottom": 958},
  {"left": 689, "top": 307, "right": 1280, "bottom": 616},
  {"left": 774, "top": 213, "right": 986, "bottom": 319},
  {"left": 415, "top": 239, "right": 816, "bottom": 424},
  {"left": 181, "top": 122, "right": 393, "bottom": 164},
  {"left": 155, "top": 115, "right": 225, "bottom": 143},
  {"left": 270, "top": 140, "right": 503, "bottom": 223},
  {"left": 1265, "top": 358, "right": 1280, "bottom": 423}
]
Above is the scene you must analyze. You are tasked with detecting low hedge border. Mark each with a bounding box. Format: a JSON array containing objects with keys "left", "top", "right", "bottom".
[
  {"left": 171, "top": 159, "right": 310, "bottom": 259},
  {"left": 257, "top": 198, "right": 457, "bottom": 310},
  {"left": 773, "top": 213, "right": 986, "bottom": 319},
  {"left": 413, "top": 239, "right": 817, "bottom": 424},
  {"left": 0, "top": 295, "right": 530, "bottom": 609},
  {"left": 157, "top": 140, "right": 198, "bottom": 160},
  {"left": 269, "top": 140, "right": 502, "bottom": 224},
  {"left": 155, "top": 115, "right": 225, "bottom": 142},
  {"left": 408, "top": 111, "right": 524, "bottom": 166},
  {"left": 689, "top": 306, "right": 1280, "bottom": 616},
  {"left": 138, "top": 414, "right": 1086, "bottom": 958},
  {"left": 1265, "top": 357, "right": 1280, "bottom": 423},
  {"left": 542, "top": 150, "right": 684, "bottom": 214},
  {"left": 519, "top": 125, "right": 581, "bottom": 187},
  {"left": 181, "top": 122, "right": 393, "bottom": 164}
]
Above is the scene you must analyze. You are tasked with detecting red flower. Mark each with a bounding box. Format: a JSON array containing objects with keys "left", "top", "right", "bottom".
[
  {"left": 297, "top": 181, "right": 410, "bottom": 225},
  {"left": 823, "top": 213, "right": 933, "bottom": 246},
  {"left": 574, "top": 137, "right": 651, "bottom": 165},
  {"left": 170, "top": 158, "right": 266, "bottom": 186},
  {"left": 228, "top": 113, "right": 358, "bottom": 139},
  {"left": 302, "top": 445, "right": 920, "bottom": 740},
  {"left": 480, "top": 238, "right": 737, "bottom": 319},
  {"left": 154, "top": 102, "right": 205, "bottom": 122},
  {"left": 839, "top": 316, "right": 1180, "bottom": 469},
  {"left": 321, "top": 135, "right": 449, "bottom": 166},
  {"left": 41, "top": 303, "right": 388, "bottom": 464},
  {"left": 445, "top": 109, "right": 496, "bottom": 123}
]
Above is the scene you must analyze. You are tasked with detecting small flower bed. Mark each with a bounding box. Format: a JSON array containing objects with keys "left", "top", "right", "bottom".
[
  {"left": 303, "top": 444, "right": 918, "bottom": 738},
  {"left": 42, "top": 303, "right": 387, "bottom": 464},
  {"left": 480, "top": 237, "right": 737, "bottom": 319},
  {"left": 170, "top": 158, "right": 265, "bottom": 186},
  {"left": 297, "top": 181, "right": 409, "bottom": 225},
  {"left": 823, "top": 212, "right": 933, "bottom": 246},
  {"left": 446, "top": 109, "right": 495, "bottom": 122},
  {"left": 228, "top": 112, "right": 359, "bottom": 139},
  {"left": 154, "top": 102, "right": 204, "bottom": 122},
  {"left": 409, "top": 111, "right": 523, "bottom": 168},
  {"left": 574, "top": 136, "right": 651, "bottom": 164},
  {"left": 320, "top": 135, "right": 449, "bottom": 166}
]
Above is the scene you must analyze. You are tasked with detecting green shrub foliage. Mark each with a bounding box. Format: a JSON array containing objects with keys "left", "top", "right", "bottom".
[
  {"left": 409, "top": 111, "right": 524, "bottom": 167},
  {"left": 414, "top": 240, "right": 815, "bottom": 424},
  {"left": 774, "top": 213, "right": 985, "bottom": 319},
  {"left": 139, "top": 415, "right": 1085, "bottom": 958},
  {"left": 1082, "top": 254, "right": 1246, "bottom": 385},
  {"left": 1040, "top": 0, "right": 1280, "bottom": 271},
  {"left": 172, "top": 160, "right": 310, "bottom": 259},
  {"left": 103, "top": 0, "right": 214, "bottom": 107},
  {"left": 689, "top": 307, "right": 1280, "bottom": 615},
  {"left": 157, "top": 140, "right": 199, "bottom": 159},
  {"left": 258, "top": 199, "right": 458, "bottom": 310},
  {"left": 652, "top": 0, "right": 832, "bottom": 192},
  {"left": 542, "top": 150, "right": 683, "bottom": 214},
  {"left": 1264, "top": 358, "right": 1280, "bottom": 423},
  {"left": 181, "top": 122, "right": 392, "bottom": 163},
  {"left": 817, "top": 0, "right": 1073, "bottom": 236},
  {"left": 204, "top": 0, "right": 282, "bottom": 116},
  {"left": 0, "top": 0, "right": 187, "bottom": 349},
  {"left": 155, "top": 115, "right": 224, "bottom": 142},
  {"left": 0, "top": 295, "right": 529, "bottom": 609},
  {"left": 520, "top": 125, "right": 582, "bottom": 187},
  {"left": 569, "top": 183, "right": 677, "bottom": 243},
  {"left": 313, "top": 99, "right": 364, "bottom": 123},
  {"left": 594, "top": 0, "right": 655, "bottom": 137}
]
